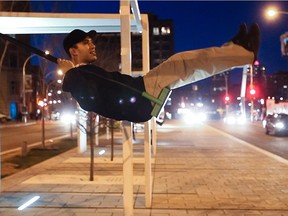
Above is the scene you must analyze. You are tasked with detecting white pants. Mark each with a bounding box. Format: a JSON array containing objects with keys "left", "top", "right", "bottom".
[{"left": 143, "top": 42, "right": 254, "bottom": 98}]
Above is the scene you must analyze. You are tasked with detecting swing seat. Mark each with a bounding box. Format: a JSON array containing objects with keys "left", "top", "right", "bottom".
[
  {"left": 142, "top": 87, "right": 172, "bottom": 119},
  {"left": 151, "top": 87, "right": 172, "bottom": 118}
]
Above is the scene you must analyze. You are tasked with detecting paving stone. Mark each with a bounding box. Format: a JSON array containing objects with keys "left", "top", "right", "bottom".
[{"left": 2, "top": 122, "right": 288, "bottom": 215}]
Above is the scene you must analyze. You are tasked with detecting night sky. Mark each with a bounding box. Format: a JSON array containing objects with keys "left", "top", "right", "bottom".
[{"left": 30, "top": 1, "right": 288, "bottom": 80}]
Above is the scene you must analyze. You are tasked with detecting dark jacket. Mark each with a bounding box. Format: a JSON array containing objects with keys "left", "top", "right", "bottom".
[{"left": 62, "top": 64, "right": 153, "bottom": 122}]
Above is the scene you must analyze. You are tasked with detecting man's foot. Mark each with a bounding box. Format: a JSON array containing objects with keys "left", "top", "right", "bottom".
[
  {"left": 247, "top": 23, "right": 260, "bottom": 62},
  {"left": 232, "top": 23, "right": 260, "bottom": 62},
  {"left": 231, "top": 23, "right": 248, "bottom": 45}
]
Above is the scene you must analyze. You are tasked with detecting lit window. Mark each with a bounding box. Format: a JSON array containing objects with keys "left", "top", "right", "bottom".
[
  {"left": 153, "top": 27, "right": 159, "bottom": 35},
  {"left": 161, "top": 27, "right": 170, "bottom": 35}
]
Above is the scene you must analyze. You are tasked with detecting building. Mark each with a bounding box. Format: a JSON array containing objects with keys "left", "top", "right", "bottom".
[
  {"left": 95, "top": 13, "right": 174, "bottom": 73},
  {"left": 147, "top": 14, "right": 174, "bottom": 69},
  {"left": 0, "top": 1, "right": 33, "bottom": 120},
  {"left": 208, "top": 61, "right": 267, "bottom": 118},
  {"left": 266, "top": 71, "right": 288, "bottom": 102}
]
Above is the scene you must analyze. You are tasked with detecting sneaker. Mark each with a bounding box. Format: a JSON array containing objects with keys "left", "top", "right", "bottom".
[
  {"left": 231, "top": 23, "right": 248, "bottom": 45},
  {"left": 247, "top": 23, "right": 260, "bottom": 62}
]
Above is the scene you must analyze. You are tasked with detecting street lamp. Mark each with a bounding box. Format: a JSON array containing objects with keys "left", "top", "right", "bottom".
[
  {"left": 265, "top": 8, "right": 288, "bottom": 19},
  {"left": 57, "top": 69, "right": 63, "bottom": 76},
  {"left": 22, "top": 54, "right": 36, "bottom": 123},
  {"left": 22, "top": 50, "right": 50, "bottom": 123}
]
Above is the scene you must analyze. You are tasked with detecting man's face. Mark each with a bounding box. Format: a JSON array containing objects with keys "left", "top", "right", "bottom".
[{"left": 72, "top": 36, "right": 97, "bottom": 64}]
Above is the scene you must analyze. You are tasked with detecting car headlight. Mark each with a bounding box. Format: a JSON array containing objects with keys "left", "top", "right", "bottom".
[
  {"left": 224, "top": 116, "right": 236, "bottom": 124},
  {"left": 275, "top": 122, "right": 285, "bottom": 129},
  {"left": 61, "top": 113, "right": 76, "bottom": 124}
]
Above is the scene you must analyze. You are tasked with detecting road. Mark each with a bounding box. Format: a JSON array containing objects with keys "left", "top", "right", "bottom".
[
  {"left": 207, "top": 120, "right": 288, "bottom": 160},
  {"left": 1, "top": 119, "right": 288, "bottom": 161},
  {"left": 0, "top": 121, "right": 74, "bottom": 153}
]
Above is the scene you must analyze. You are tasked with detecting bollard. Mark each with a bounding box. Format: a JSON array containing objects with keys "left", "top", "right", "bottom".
[{"left": 21, "top": 141, "right": 28, "bottom": 157}]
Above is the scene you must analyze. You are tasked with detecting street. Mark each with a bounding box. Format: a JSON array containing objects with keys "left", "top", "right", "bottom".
[
  {"left": 207, "top": 120, "right": 288, "bottom": 160},
  {"left": 0, "top": 121, "right": 74, "bottom": 152},
  {"left": 1, "top": 119, "right": 288, "bottom": 161}
]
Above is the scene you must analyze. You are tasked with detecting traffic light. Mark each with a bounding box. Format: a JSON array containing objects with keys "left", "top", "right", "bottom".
[
  {"left": 253, "top": 60, "right": 260, "bottom": 66},
  {"left": 224, "top": 95, "right": 230, "bottom": 104},
  {"left": 250, "top": 88, "right": 256, "bottom": 95},
  {"left": 248, "top": 86, "right": 257, "bottom": 100}
]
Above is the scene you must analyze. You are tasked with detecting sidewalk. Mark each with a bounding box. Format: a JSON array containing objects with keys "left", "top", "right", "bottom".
[{"left": 1, "top": 120, "right": 288, "bottom": 215}]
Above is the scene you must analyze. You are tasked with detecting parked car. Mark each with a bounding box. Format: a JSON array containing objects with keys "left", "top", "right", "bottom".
[
  {"left": 0, "top": 113, "right": 11, "bottom": 123},
  {"left": 263, "top": 113, "right": 288, "bottom": 135}
]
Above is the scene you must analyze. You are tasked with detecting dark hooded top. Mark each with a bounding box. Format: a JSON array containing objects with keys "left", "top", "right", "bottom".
[{"left": 62, "top": 64, "right": 153, "bottom": 122}]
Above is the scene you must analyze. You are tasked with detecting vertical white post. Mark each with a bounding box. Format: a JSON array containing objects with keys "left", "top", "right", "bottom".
[
  {"left": 95, "top": 115, "right": 99, "bottom": 146},
  {"left": 144, "top": 120, "right": 152, "bottom": 207},
  {"left": 106, "top": 119, "right": 110, "bottom": 140},
  {"left": 151, "top": 118, "right": 157, "bottom": 155},
  {"left": 142, "top": 15, "right": 157, "bottom": 154},
  {"left": 77, "top": 106, "right": 87, "bottom": 153},
  {"left": 142, "top": 14, "right": 152, "bottom": 207},
  {"left": 240, "top": 65, "right": 249, "bottom": 119},
  {"left": 120, "top": 0, "right": 133, "bottom": 215},
  {"left": 142, "top": 16, "right": 150, "bottom": 74},
  {"left": 122, "top": 121, "right": 133, "bottom": 215}
]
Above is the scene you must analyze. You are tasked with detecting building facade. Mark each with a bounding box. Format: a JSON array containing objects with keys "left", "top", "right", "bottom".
[
  {"left": 266, "top": 71, "right": 288, "bottom": 102},
  {"left": 95, "top": 13, "right": 174, "bottom": 73},
  {"left": 0, "top": 1, "right": 34, "bottom": 120}
]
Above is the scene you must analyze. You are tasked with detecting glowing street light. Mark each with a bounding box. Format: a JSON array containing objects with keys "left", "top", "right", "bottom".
[
  {"left": 224, "top": 95, "right": 230, "bottom": 102},
  {"left": 265, "top": 7, "right": 288, "bottom": 20},
  {"left": 250, "top": 88, "right": 256, "bottom": 95},
  {"left": 266, "top": 8, "right": 277, "bottom": 18},
  {"left": 57, "top": 69, "right": 63, "bottom": 76}
]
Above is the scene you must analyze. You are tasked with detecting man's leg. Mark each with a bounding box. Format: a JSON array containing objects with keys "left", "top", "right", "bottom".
[
  {"left": 143, "top": 23, "right": 260, "bottom": 99},
  {"left": 143, "top": 42, "right": 254, "bottom": 99}
]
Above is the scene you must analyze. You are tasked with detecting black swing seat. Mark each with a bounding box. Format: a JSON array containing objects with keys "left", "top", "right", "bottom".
[{"left": 142, "top": 87, "right": 172, "bottom": 119}]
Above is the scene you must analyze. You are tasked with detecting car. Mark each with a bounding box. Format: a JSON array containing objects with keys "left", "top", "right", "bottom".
[
  {"left": 51, "top": 111, "right": 60, "bottom": 120},
  {"left": 0, "top": 112, "right": 11, "bottom": 123},
  {"left": 263, "top": 113, "right": 288, "bottom": 135},
  {"left": 224, "top": 114, "right": 246, "bottom": 125}
]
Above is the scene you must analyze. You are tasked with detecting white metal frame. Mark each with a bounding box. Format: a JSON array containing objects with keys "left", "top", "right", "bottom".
[
  {"left": 0, "top": 1, "right": 154, "bottom": 215},
  {"left": 0, "top": 3, "right": 142, "bottom": 33}
]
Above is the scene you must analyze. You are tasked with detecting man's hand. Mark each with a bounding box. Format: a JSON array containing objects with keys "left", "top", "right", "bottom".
[{"left": 57, "top": 58, "right": 75, "bottom": 74}]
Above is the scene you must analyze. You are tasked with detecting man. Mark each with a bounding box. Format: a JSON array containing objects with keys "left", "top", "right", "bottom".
[{"left": 58, "top": 23, "right": 260, "bottom": 123}]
